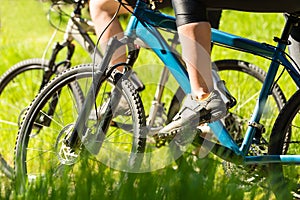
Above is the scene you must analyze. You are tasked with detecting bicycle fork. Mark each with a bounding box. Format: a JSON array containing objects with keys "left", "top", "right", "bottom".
[
  {"left": 34, "top": 41, "right": 76, "bottom": 130},
  {"left": 42, "top": 41, "right": 75, "bottom": 89},
  {"left": 66, "top": 37, "right": 124, "bottom": 153}
]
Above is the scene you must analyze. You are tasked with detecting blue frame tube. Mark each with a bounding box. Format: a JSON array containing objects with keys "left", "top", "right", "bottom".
[
  {"left": 125, "top": 1, "right": 300, "bottom": 164},
  {"left": 126, "top": 14, "right": 191, "bottom": 93},
  {"left": 245, "top": 155, "right": 300, "bottom": 165}
]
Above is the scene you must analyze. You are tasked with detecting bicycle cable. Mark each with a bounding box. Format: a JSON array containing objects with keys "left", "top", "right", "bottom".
[
  {"left": 91, "top": 2, "right": 122, "bottom": 119},
  {"left": 47, "top": 2, "right": 72, "bottom": 33},
  {"left": 41, "top": 2, "right": 64, "bottom": 67},
  {"left": 271, "top": 47, "right": 300, "bottom": 92},
  {"left": 41, "top": 28, "right": 60, "bottom": 67},
  {"left": 118, "top": 0, "right": 178, "bottom": 58}
]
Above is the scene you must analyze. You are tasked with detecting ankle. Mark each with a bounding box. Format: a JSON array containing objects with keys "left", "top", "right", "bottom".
[{"left": 193, "top": 92, "right": 211, "bottom": 101}]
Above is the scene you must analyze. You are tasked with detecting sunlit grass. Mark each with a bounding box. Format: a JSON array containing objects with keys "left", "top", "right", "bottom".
[{"left": 0, "top": 0, "right": 292, "bottom": 199}]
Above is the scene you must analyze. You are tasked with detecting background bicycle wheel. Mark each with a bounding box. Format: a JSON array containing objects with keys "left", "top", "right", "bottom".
[{"left": 0, "top": 0, "right": 93, "bottom": 177}]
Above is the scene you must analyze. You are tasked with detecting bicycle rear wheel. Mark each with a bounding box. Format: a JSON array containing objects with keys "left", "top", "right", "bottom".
[
  {"left": 168, "top": 59, "right": 286, "bottom": 144},
  {"left": 215, "top": 59, "right": 287, "bottom": 188},
  {"left": 268, "top": 90, "right": 300, "bottom": 199},
  {"left": 14, "top": 64, "right": 146, "bottom": 190},
  {"left": 164, "top": 59, "right": 287, "bottom": 185},
  {"left": 216, "top": 59, "right": 286, "bottom": 139},
  {"left": 0, "top": 58, "right": 50, "bottom": 179}
]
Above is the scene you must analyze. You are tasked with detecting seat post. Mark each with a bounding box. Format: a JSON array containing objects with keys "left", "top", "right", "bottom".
[{"left": 277, "top": 13, "right": 300, "bottom": 44}]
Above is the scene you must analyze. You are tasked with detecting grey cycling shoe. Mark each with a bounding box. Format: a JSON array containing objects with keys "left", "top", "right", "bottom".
[{"left": 155, "top": 90, "right": 227, "bottom": 141}]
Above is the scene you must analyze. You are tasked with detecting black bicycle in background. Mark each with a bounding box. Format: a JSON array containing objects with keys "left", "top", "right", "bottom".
[{"left": 0, "top": 0, "right": 102, "bottom": 178}]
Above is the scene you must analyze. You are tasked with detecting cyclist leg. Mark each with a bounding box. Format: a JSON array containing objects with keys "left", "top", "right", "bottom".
[
  {"left": 89, "top": 0, "right": 172, "bottom": 48},
  {"left": 90, "top": 0, "right": 226, "bottom": 133},
  {"left": 157, "top": 0, "right": 227, "bottom": 137},
  {"left": 158, "top": 0, "right": 300, "bottom": 136},
  {"left": 89, "top": 0, "right": 131, "bottom": 45},
  {"left": 89, "top": 0, "right": 174, "bottom": 114},
  {"left": 89, "top": 0, "right": 131, "bottom": 64}
]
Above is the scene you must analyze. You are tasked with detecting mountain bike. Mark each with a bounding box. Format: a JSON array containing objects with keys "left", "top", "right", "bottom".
[
  {"left": 0, "top": 0, "right": 102, "bottom": 178},
  {"left": 0, "top": 0, "right": 178, "bottom": 179},
  {"left": 14, "top": 0, "right": 296, "bottom": 198},
  {"left": 1, "top": 0, "right": 276, "bottom": 180}
]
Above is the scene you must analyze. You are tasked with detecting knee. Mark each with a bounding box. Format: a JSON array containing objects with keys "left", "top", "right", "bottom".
[{"left": 89, "top": 0, "right": 116, "bottom": 20}]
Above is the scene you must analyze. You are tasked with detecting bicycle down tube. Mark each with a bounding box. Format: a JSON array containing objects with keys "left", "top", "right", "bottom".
[{"left": 125, "top": 0, "right": 300, "bottom": 165}]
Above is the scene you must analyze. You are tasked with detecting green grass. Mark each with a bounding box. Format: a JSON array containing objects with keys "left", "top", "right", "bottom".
[
  {"left": 1, "top": 1, "right": 51, "bottom": 71},
  {"left": 214, "top": 11, "right": 297, "bottom": 98},
  {"left": 0, "top": 1, "right": 295, "bottom": 199}
]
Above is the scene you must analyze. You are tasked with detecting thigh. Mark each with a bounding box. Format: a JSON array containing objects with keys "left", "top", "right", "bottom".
[{"left": 89, "top": 0, "right": 132, "bottom": 15}]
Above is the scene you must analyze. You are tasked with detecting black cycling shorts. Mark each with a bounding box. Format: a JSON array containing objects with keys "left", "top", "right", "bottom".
[
  {"left": 126, "top": 0, "right": 171, "bottom": 9},
  {"left": 172, "top": 0, "right": 300, "bottom": 26}
]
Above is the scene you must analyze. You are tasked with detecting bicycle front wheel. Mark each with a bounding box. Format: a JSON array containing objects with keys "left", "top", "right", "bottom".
[
  {"left": 0, "top": 58, "right": 49, "bottom": 178},
  {"left": 14, "top": 64, "right": 146, "bottom": 189},
  {"left": 268, "top": 90, "right": 300, "bottom": 199}
]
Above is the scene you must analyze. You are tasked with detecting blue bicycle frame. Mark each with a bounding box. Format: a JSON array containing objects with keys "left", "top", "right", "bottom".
[{"left": 123, "top": 0, "right": 300, "bottom": 165}]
